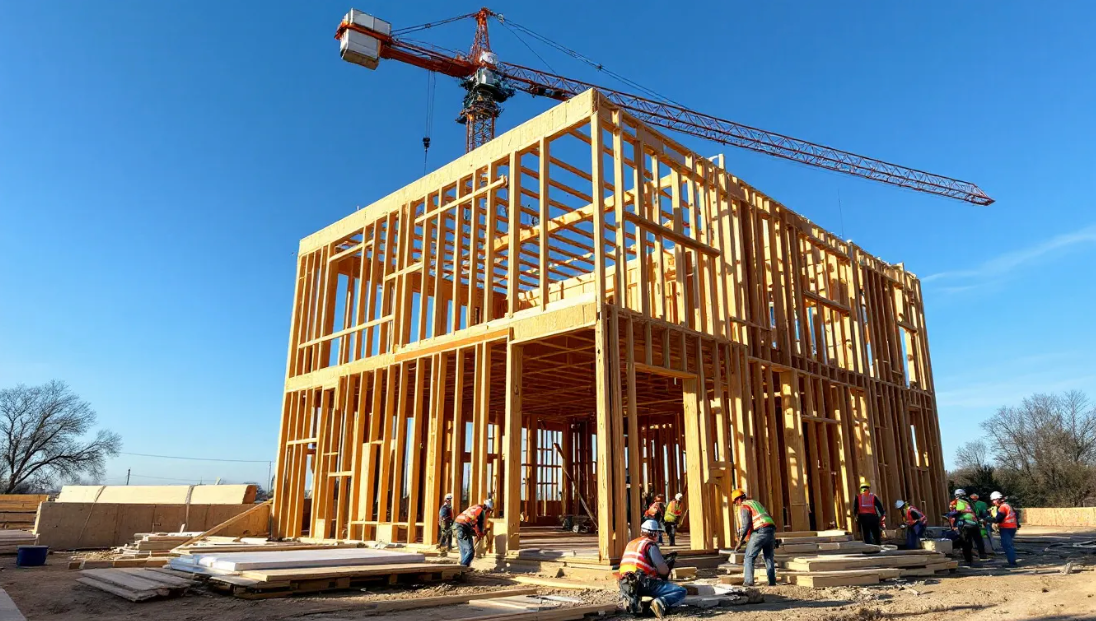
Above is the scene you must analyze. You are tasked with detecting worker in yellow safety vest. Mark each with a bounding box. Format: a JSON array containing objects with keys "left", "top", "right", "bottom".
[
  {"left": 617, "top": 519, "right": 686, "bottom": 618},
  {"left": 663, "top": 493, "right": 685, "bottom": 546},
  {"left": 731, "top": 489, "right": 777, "bottom": 587},
  {"left": 991, "top": 491, "right": 1020, "bottom": 567},
  {"left": 947, "top": 489, "right": 987, "bottom": 564},
  {"left": 452, "top": 498, "right": 493, "bottom": 567},
  {"left": 854, "top": 482, "right": 886, "bottom": 546}
]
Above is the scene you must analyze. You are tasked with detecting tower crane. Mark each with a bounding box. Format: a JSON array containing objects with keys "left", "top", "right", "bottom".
[{"left": 336, "top": 8, "right": 993, "bottom": 205}]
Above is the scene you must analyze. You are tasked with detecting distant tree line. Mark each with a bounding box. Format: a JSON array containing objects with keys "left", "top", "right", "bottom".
[
  {"left": 0, "top": 381, "right": 121, "bottom": 493},
  {"left": 949, "top": 390, "right": 1096, "bottom": 507}
]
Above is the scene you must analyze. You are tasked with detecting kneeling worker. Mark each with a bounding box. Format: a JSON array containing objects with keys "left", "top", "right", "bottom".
[
  {"left": 617, "top": 519, "right": 686, "bottom": 619},
  {"left": 452, "top": 498, "right": 493, "bottom": 567},
  {"left": 731, "top": 489, "right": 777, "bottom": 587}
]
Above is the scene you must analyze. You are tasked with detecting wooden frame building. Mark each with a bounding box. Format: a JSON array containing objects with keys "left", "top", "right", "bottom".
[{"left": 271, "top": 90, "right": 946, "bottom": 562}]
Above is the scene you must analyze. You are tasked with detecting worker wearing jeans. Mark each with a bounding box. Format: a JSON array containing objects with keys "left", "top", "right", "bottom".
[{"left": 731, "top": 489, "right": 777, "bottom": 587}]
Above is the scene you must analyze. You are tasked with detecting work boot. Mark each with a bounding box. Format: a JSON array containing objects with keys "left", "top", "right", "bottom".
[{"left": 650, "top": 598, "right": 667, "bottom": 619}]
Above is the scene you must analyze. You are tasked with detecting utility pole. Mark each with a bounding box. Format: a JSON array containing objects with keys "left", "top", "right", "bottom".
[{"left": 125, "top": 468, "right": 130, "bottom": 485}]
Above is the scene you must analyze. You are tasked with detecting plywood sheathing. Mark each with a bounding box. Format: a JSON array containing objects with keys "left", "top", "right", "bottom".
[{"left": 272, "top": 90, "right": 946, "bottom": 562}]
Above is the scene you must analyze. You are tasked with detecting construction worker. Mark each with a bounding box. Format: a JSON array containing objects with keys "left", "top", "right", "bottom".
[
  {"left": 991, "top": 491, "right": 1020, "bottom": 567},
  {"left": 970, "top": 493, "right": 995, "bottom": 553},
  {"left": 946, "top": 489, "right": 987, "bottom": 564},
  {"left": 452, "top": 498, "right": 493, "bottom": 567},
  {"left": 438, "top": 492, "right": 454, "bottom": 551},
  {"left": 731, "top": 489, "right": 777, "bottom": 587},
  {"left": 645, "top": 494, "right": 667, "bottom": 543},
  {"left": 617, "top": 519, "right": 686, "bottom": 619},
  {"left": 894, "top": 499, "right": 927, "bottom": 550},
  {"left": 854, "top": 482, "right": 886, "bottom": 545},
  {"left": 664, "top": 493, "right": 685, "bottom": 546}
]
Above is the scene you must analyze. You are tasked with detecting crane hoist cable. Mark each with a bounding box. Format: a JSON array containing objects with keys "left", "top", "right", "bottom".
[{"left": 423, "top": 70, "right": 436, "bottom": 174}]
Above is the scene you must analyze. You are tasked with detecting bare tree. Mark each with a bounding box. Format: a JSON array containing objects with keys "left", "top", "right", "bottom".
[
  {"left": 0, "top": 381, "right": 121, "bottom": 493},
  {"left": 981, "top": 390, "right": 1096, "bottom": 507}
]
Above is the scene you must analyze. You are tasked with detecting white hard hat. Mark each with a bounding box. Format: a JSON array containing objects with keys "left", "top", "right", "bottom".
[
  {"left": 444, "top": 493, "right": 453, "bottom": 500},
  {"left": 990, "top": 491, "right": 1003, "bottom": 501},
  {"left": 641, "top": 519, "right": 664, "bottom": 533},
  {"left": 895, "top": 499, "right": 905, "bottom": 509},
  {"left": 483, "top": 498, "right": 494, "bottom": 510},
  {"left": 953, "top": 488, "right": 966, "bottom": 497},
  {"left": 675, "top": 493, "right": 683, "bottom": 500}
]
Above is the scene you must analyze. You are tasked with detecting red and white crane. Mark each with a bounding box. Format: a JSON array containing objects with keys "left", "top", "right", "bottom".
[{"left": 336, "top": 8, "right": 993, "bottom": 205}]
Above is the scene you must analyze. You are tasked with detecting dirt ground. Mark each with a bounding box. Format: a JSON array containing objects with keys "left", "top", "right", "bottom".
[{"left": 2, "top": 527, "right": 1092, "bottom": 620}]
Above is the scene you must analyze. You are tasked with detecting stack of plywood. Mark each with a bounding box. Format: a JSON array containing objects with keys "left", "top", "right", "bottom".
[
  {"left": 777, "top": 550, "right": 958, "bottom": 587},
  {"left": 77, "top": 567, "right": 195, "bottom": 602},
  {"left": 0, "top": 495, "right": 47, "bottom": 530},
  {"left": 115, "top": 532, "right": 204, "bottom": 557},
  {"left": 167, "top": 548, "right": 464, "bottom": 598}
]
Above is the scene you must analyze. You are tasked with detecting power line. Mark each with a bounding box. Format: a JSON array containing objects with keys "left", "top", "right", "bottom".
[{"left": 119, "top": 452, "right": 270, "bottom": 464}]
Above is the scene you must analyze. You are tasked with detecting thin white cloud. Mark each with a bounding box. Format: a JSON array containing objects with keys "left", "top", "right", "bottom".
[{"left": 924, "top": 223, "right": 1096, "bottom": 284}]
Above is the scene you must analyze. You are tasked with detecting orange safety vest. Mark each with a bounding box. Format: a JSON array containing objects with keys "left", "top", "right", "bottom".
[
  {"left": 904, "top": 505, "right": 928, "bottom": 526},
  {"left": 857, "top": 492, "right": 879, "bottom": 515},
  {"left": 742, "top": 499, "right": 775, "bottom": 530},
  {"left": 619, "top": 537, "right": 660, "bottom": 577},
  {"left": 998, "top": 503, "right": 1018, "bottom": 529},
  {"left": 455, "top": 505, "right": 485, "bottom": 535},
  {"left": 645, "top": 501, "right": 665, "bottom": 518}
]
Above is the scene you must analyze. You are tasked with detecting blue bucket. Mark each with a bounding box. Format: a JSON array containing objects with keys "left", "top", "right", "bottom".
[{"left": 16, "top": 545, "right": 48, "bottom": 567}]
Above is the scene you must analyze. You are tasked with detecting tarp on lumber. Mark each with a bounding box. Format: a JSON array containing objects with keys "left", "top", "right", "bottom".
[
  {"left": 56, "top": 484, "right": 256, "bottom": 505},
  {"left": 171, "top": 548, "right": 424, "bottom": 572}
]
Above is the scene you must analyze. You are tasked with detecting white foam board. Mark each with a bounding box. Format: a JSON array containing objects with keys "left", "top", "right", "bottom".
[{"left": 184, "top": 548, "right": 425, "bottom": 572}]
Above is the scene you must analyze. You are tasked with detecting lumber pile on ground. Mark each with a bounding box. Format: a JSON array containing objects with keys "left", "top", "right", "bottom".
[
  {"left": 77, "top": 567, "right": 196, "bottom": 602},
  {"left": 167, "top": 547, "right": 464, "bottom": 598},
  {"left": 0, "top": 495, "right": 46, "bottom": 530},
  {"left": 778, "top": 550, "right": 958, "bottom": 587},
  {"left": 0, "top": 530, "right": 37, "bottom": 553}
]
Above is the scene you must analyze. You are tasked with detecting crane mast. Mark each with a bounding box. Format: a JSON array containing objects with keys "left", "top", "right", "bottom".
[{"left": 335, "top": 8, "right": 993, "bottom": 205}]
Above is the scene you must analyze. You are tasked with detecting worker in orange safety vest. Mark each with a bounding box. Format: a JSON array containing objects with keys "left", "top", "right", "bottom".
[
  {"left": 991, "top": 491, "right": 1020, "bottom": 567},
  {"left": 894, "top": 499, "right": 927, "bottom": 549},
  {"left": 617, "top": 519, "right": 686, "bottom": 618},
  {"left": 854, "top": 482, "right": 886, "bottom": 545},
  {"left": 452, "top": 498, "right": 493, "bottom": 567},
  {"left": 644, "top": 494, "right": 667, "bottom": 543}
]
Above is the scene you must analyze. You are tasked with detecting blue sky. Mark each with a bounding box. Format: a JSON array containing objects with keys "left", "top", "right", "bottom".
[{"left": 1, "top": 2, "right": 1093, "bottom": 485}]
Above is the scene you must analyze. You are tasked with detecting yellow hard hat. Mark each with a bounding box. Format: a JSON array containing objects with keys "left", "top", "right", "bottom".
[{"left": 730, "top": 489, "right": 746, "bottom": 502}]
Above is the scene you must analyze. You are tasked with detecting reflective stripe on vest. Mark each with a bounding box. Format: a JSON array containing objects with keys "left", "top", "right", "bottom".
[
  {"left": 455, "top": 505, "right": 483, "bottom": 525},
  {"left": 857, "top": 493, "right": 878, "bottom": 515},
  {"left": 905, "top": 505, "right": 928, "bottom": 526},
  {"left": 999, "top": 503, "right": 1018, "bottom": 528},
  {"left": 954, "top": 499, "right": 975, "bottom": 518},
  {"left": 743, "top": 500, "right": 775, "bottom": 530},
  {"left": 619, "top": 537, "right": 660, "bottom": 577},
  {"left": 645, "top": 502, "right": 664, "bottom": 517}
]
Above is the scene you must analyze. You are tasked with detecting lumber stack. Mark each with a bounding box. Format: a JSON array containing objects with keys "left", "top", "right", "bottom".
[
  {"left": 77, "top": 567, "right": 196, "bottom": 602},
  {"left": 0, "top": 495, "right": 46, "bottom": 530},
  {"left": 115, "top": 532, "right": 203, "bottom": 557},
  {"left": 167, "top": 547, "right": 464, "bottom": 598},
  {"left": 0, "top": 529, "right": 38, "bottom": 553},
  {"left": 778, "top": 550, "right": 958, "bottom": 587}
]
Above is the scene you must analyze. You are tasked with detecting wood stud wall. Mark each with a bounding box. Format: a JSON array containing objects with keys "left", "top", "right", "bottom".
[{"left": 272, "top": 90, "right": 946, "bottom": 563}]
